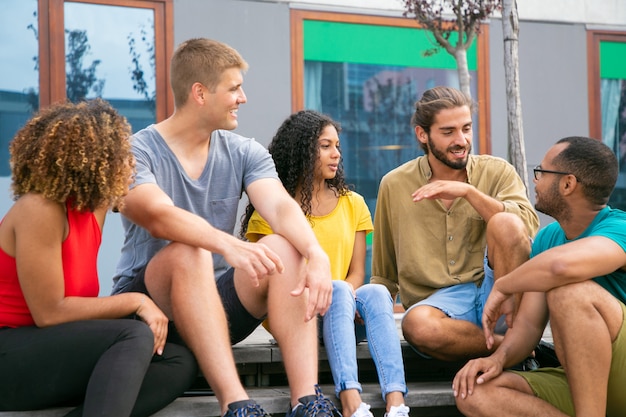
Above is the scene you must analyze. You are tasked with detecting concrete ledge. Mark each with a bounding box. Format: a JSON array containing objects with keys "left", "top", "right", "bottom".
[{"left": 0, "top": 382, "right": 456, "bottom": 417}]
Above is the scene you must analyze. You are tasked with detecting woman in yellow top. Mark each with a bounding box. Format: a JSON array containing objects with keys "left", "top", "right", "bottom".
[{"left": 241, "top": 110, "right": 409, "bottom": 417}]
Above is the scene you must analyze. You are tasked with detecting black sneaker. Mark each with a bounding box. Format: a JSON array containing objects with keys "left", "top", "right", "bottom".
[
  {"left": 508, "top": 339, "right": 559, "bottom": 372},
  {"left": 534, "top": 339, "right": 560, "bottom": 368},
  {"left": 285, "top": 385, "right": 342, "bottom": 417},
  {"left": 223, "top": 399, "right": 270, "bottom": 417}
]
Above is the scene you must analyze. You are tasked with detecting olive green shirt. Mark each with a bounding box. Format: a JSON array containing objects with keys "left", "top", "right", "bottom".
[{"left": 371, "top": 154, "right": 539, "bottom": 309}]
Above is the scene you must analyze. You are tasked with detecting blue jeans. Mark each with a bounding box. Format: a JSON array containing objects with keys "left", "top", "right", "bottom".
[{"left": 321, "top": 281, "right": 407, "bottom": 401}]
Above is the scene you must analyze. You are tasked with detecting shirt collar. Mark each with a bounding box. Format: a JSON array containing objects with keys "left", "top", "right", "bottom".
[{"left": 419, "top": 153, "right": 474, "bottom": 183}]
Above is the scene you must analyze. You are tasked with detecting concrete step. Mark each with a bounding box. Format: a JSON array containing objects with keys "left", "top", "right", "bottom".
[
  {"left": 0, "top": 317, "right": 550, "bottom": 416},
  {"left": 0, "top": 382, "right": 458, "bottom": 417}
]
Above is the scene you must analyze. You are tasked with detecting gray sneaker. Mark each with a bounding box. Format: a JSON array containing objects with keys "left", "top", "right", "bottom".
[
  {"left": 285, "top": 385, "right": 342, "bottom": 417},
  {"left": 223, "top": 399, "right": 270, "bottom": 417}
]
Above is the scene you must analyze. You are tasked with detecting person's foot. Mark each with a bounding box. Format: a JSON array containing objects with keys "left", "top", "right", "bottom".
[
  {"left": 350, "top": 402, "right": 373, "bottom": 417},
  {"left": 384, "top": 404, "right": 410, "bottom": 417},
  {"left": 286, "top": 385, "right": 342, "bottom": 417},
  {"left": 223, "top": 399, "right": 270, "bottom": 417}
]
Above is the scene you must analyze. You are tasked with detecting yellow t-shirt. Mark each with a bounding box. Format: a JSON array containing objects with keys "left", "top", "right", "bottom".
[{"left": 246, "top": 191, "right": 373, "bottom": 281}]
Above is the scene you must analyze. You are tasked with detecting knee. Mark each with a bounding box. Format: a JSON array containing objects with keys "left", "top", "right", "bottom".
[
  {"left": 157, "top": 243, "right": 214, "bottom": 276},
  {"left": 487, "top": 212, "right": 528, "bottom": 247},
  {"left": 401, "top": 306, "right": 442, "bottom": 343},
  {"left": 259, "top": 234, "right": 301, "bottom": 266},
  {"left": 356, "top": 284, "right": 392, "bottom": 308},
  {"left": 119, "top": 319, "right": 155, "bottom": 353},
  {"left": 454, "top": 383, "right": 491, "bottom": 416},
  {"left": 332, "top": 280, "right": 354, "bottom": 299},
  {"left": 328, "top": 281, "right": 356, "bottom": 313},
  {"left": 546, "top": 280, "right": 592, "bottom": 312},
  {"left": 486, "top": 214, "right": 531, "bottom": 266}
]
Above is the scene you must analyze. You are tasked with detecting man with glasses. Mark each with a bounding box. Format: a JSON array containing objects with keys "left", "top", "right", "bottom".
[
  {"left": 454, "top": 136, "right": 626, "bottom": 417},
  {"left": 371, "top": 86, "right": 539, "bottom": 362},
  {"left": 533, "top": 166, "right": 581, "bottom": 182}
]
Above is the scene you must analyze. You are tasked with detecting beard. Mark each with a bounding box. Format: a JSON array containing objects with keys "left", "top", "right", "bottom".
[
  {"left": 535, "top": 179, "right": 570, "bottom": 220},
  {"left": 427, "top": 135, "right": 471, "bottom": 170}
]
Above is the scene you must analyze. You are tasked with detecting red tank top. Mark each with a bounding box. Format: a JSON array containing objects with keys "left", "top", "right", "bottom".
[{"left": 0, "top": 202, "right": 101, "bottom": 327}]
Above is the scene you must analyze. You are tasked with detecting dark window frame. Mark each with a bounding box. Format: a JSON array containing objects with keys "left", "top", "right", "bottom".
[
  {"left": 587, "top": 29, "right": 626, "bottom": 140},
  {"left": 37, "top": 0, "right": 173, "bottom": 120},
  {"left": 289, "top": 9, "right": 492, "bottom": 154}
]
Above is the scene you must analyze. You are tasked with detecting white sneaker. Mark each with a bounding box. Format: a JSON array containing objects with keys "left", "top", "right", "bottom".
[
  {"left": 385, "top": 404, "right": 410, "bottom": 417},
  {"left": 350, "top": 402, "right": 374, "bottom": 417}
]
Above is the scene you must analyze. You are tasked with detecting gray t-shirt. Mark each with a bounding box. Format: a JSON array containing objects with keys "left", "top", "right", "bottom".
[{"left": 112, "top": 125, "right": 278, "bottom": 294}]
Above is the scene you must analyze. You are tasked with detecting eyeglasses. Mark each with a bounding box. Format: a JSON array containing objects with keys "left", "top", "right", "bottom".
[{"left": 533, "top": 166, "right": 579, "bottom": 182}]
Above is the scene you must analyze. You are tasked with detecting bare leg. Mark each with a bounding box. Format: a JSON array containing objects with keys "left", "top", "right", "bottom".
[
  {"left": 384, "top": 392, "right": 405, "bottom": 412},
  {"left": 402, "top": 306, "right": 502, "bottom": 360},
  {"left": 145, "top": 243, "right": 248, "bottom": 414},
  {"left": 339, "top": 389, "right": 363, "bottom": 417},
  {"left": 235, "top": 234, "right": 318, "bottom": 405},
  {"left": 546, "top": 280, "right": 622, "bottom": 417},
  {"left": 486, "top": 213, "right": 532, "bottom": 324},
  {"left": 403, "top": 213, "right": 528, "bottom": 361},
  {"left": 486, "top": 212, "right": 531, "bottom": 282},
  {"left": 456, "top": 371, "right": 567, "bottom": 417}
]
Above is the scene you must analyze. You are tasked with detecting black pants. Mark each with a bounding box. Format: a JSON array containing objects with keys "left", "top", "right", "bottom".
[{"left": 0, "top": 319, "right": 197, "bottom": 417}]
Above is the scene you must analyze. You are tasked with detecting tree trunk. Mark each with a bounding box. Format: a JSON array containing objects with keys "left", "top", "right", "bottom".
[
  {"left": 502, "top": 0, "right": 530, "bottom": 195},
  {"left": 454, "top": 49, "right": 472, "bottom": 99}
]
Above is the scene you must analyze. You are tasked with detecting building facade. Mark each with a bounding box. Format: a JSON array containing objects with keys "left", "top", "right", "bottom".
[{"left": 1, "top": 0, "right": 625, "bottom": 293}]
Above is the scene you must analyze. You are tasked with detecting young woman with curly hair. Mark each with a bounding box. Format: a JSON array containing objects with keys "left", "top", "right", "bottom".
[
  {"left": 241, "top": 110, "right": 410, "bottom": 417},
  {"left": 0, "top": 99, "right": 197, "bottom": 416}
]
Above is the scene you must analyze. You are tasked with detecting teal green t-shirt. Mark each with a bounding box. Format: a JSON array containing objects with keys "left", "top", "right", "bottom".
[{"left": 531, "top": 206, "right": 626, "bottom": 304}]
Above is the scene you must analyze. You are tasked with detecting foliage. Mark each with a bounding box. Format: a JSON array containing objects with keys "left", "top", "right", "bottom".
[
  {"left": 24, "top": 10, "right": 105, "bottom": 110},
  {"left": 127, "top": 23, "right": 156, "bottom": 115},
  {"left": 24, "top": 10, "right": 157, "bottom": 113},
  {"left": 403, "top": 0, "right": 501, "bottom": 55},
  {"left": 402, "top": 0, "right": 501, "bottom": 97},
  {"left": 25, "top": 14, "right": 39, "bottom": 113},
  {"left": 65, "top": 29, "right": 105, "bottom": 103}
]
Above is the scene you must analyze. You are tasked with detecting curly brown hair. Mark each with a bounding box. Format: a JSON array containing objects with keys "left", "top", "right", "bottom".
[
  {"left": 239, "top": 110, "right": 349, "bottom": 238},
  {"left": 10, "top": 99, "right": 134, "bottom": 212}
]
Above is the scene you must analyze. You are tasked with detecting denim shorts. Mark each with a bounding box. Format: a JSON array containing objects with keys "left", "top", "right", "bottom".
[
  {"left": 121, "top": 265, "right": 263, "bottom": 345},
  {"left": 404, "top": 252, "right": 496, "bottom": 329}
]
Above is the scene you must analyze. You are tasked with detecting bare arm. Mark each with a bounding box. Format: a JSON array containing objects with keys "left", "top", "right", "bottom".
[
  {"left": 120, "top": 182, "right": 285, "bottom": 282},
  {"left": 482, "top": 235, "right": 626, "bottom": 346},
  {"left": 496, "top": 236, "right": 626, "bottom": 294},
  {"left": 412, "top": 180, "right": 504, "bottom": 222},
  {"left": 11, "top": 195, "right": 168, "bottom": 354},
  {"left": 453, "top": 291, "right": 548, "bottom": 399},
  {"left": 347, "top": 230, "right": 368, "bottom": 324},
  {"left": 345, "top": 230, "right": 367, "bottom": 291},
  {"left": 247, "top": 178, "right": 332, "bottom": 319}
]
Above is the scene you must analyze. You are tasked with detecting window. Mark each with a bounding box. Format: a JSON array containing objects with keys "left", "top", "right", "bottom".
[
  {"left": 588, "top": 30, "right": 626, "bottom": 210},
  {"left": 291, "top": 10, "right": 490, "bottom": 278},
  {"left": 0, "top": 0, "right": 39, "bottom": 176},
  {"left": 0, "top": 0, "right": 173, "bottom": 176}
]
